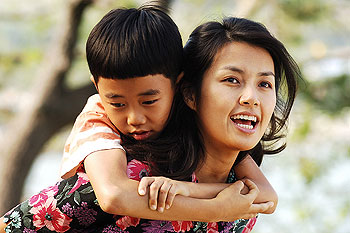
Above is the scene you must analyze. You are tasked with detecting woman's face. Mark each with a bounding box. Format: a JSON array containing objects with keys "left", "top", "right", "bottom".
[{"left": 194, "top": 42, "right": 276, "bottom": 156}]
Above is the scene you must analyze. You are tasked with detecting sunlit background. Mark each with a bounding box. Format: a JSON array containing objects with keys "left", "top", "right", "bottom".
[{"left": 0, "top": 0, "right": 349, "bottom": 232}]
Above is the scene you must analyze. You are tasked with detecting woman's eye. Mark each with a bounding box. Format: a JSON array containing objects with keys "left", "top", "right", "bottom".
[
  {"left": 111, "top": 103, "right": 125, "bottom": 108},
  {"left": 259, "top": 81, "right": 272, "bottom": 88},
  {"left": 143, "top": 99, "right": 158, "bottom": 105},
  {"left": 224, "top": 77, "right": 239, "bottom": 84}
]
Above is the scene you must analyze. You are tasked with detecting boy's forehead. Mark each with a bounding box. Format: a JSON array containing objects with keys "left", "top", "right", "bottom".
[
  {"left": 97, "top": 74, "right": 175, "bottom": 97},
  {"left": 98, "top": 74, "right": 171, "bottom": 82}
]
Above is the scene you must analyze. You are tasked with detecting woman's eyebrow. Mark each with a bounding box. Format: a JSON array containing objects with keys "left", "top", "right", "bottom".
[
  {"left": 222, "top": 66, "right": 275, "bottom": 77},
  {"left": 258, "top": 71, "right": 275, "bottom": 77},
  {"left": 222, "top": 65, "right": 244, "bottom": 73}
]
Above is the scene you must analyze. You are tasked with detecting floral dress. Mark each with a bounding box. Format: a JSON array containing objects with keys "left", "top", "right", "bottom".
[{"left": 3, "top": 158, "right": 257, "bottom": 233}]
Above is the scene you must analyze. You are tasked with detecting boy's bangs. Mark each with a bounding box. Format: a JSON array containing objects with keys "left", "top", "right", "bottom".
[
  {"left": 86, "top": 7, "right": 183, "bottom": 81},
  {"left": 99, "top": 40, "right": 175, "bottom": 79}
]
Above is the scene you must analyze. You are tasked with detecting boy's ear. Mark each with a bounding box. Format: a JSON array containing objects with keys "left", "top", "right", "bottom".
[
  {"left": 176, "top": 72, "right": 184, "bottom": 85},
  {"left": 182, "top": 85, "right": 196, "bottom": 111},
  {"left": 90, "top": 75, "right": 98, "bottom": 91}
]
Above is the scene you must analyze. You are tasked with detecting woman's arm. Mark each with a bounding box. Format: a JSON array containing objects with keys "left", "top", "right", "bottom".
[
  {"left": 84, "top": 149, "right": 272, "bottom": 221},
  {"left": 233, "top": 155, "right": 278, "bottom": 214}
]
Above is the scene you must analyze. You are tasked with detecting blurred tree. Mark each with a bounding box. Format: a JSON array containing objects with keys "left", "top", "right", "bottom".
[
  {"left": 0, "top": 0, "right": 95, "bottom": 215},
  {"left": 301, "top": 74, "right": 350, "bottom": 114}
]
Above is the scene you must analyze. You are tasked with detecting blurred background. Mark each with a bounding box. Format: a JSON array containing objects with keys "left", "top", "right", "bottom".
[{"left": 0, "top": 0, "right": 349, "bottom": 232}]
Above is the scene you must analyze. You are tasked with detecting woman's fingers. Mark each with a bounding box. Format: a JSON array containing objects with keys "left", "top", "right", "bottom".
[
  {"left": 242, "top": 179, "right": 259, "bottom": 201},
  {"left": 250, "top": 202, "right": 274, "bottom": 215}
]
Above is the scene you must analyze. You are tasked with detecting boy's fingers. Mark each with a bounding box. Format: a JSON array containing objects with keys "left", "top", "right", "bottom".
[
  {"left": 157, "top": 182, "right": 172, "bottom": 213},
  {"left": 138, "top": 177, "right": 154, "bottom": 195},
  {"left": 149, "top": 180, "right": 162, "bottom": 210},
  {"left": 165, "top": 185, "right": 177, "bottom": 210}
]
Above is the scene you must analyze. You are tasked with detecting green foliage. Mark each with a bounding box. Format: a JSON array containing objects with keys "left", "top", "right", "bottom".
[
  {"left": 295, "top": 204, "right": 313, "bottom": 220},
  {"left": 340, "top": 201, "right": 350, "bottom": 218},
  {"left": 278, "top": 0, "right": 330, "bottom": 21},
  {"left": 292, "top": 115, "right": 311, "bottom": 141},
  {"left": 298, "top": 157, "right": 321, "bottom": 184},
  {"left": 301, "top": 74, "right": 350, "bottom": 115}
]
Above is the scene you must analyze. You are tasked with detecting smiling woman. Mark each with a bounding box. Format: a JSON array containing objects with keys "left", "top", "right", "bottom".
[{"left": 193, "top": 42, "right": 277, "bottom": 155}]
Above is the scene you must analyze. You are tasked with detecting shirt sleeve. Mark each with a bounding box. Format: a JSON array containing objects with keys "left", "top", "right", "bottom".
[{"left": 60, "top": 95, "right": 125, "bottom": 179}]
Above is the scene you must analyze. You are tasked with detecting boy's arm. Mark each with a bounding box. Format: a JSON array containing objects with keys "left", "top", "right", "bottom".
[
  {"left": 84, "top": 149, "right": 271, "bottom": 221},
  {"left": 233, "top": 155, "right": 278, "bottom": 214},
  {"left": 0, "top": 217, "right": 6, "bottom": 233}
]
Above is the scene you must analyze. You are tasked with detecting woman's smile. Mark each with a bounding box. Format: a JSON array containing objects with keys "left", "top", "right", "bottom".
[{"left": 230, "top": 112, "right": 259, "bottom": 133}]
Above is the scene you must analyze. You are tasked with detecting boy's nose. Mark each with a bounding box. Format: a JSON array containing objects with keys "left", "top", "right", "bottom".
[{"left": 127, "top": 111, "right": 146, "bottom": 126}]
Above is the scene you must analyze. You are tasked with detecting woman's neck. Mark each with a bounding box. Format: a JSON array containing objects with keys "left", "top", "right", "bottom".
[{"left": 195, "top": 149, "right": 239, "bottom": 183}]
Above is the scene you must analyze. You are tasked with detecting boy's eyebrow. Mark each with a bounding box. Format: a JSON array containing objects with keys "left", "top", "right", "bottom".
[
  {"left": 138, "top": 89, "right": 160, "bottom": 96},
  {"left": 222, "top": 65, "right": 275, "bottom": 77},
  {"left": 105, "top": 93, "right": 123, "bottom": 99},
  {"left": 104, "top": 89, "right": 160, "bottom": 99}
]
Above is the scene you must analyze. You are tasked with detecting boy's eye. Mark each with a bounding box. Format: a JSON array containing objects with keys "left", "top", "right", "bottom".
[
  {"left": 223, "top": 77, "right": 239, "bottom": 84},
  {"left": 259, "top": 81, "right": 272, "bottom": 88},
  {"left": 142, "top": 99, "right": 158, "bottom": 105},
  {"left": 111, "top": 103, "right": 125, "bottom": 108}
]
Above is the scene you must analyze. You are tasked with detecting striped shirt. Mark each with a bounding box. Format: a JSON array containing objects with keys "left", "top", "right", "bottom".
[{"left": 60, "top": 94, "right": 124, "bottom": 179}]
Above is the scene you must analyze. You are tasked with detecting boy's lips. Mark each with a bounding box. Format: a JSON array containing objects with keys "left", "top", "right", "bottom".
[{"left": 130, "top": 131, "right": 152, "bottom": 140}]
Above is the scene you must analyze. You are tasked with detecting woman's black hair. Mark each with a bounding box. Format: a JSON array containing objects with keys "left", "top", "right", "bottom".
[
  {"left": 121, "top": 17, "right": 302, "bottom": 179},
  {"left": 86, "top": 4, "right": 183, "bottom": 84}
]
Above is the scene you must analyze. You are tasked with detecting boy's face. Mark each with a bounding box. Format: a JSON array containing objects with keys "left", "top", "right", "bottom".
[{"left": 95, "top": 75, "right": 175, "bottom": 140}]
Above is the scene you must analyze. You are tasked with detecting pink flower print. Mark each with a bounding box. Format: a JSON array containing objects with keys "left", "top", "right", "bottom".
[
  {"left": 207, "top": 222, "right": 218, "bottom": 233},
  {"left": 68, "top": 172, "right": 90, "bottom": 194},
  {"left": 29, "top": 184, "right": 59, "bottom": 207},
  {"left": 30, "top": 197, "right": 72, "bottom": 232},
  {"left": 171, "top": 221, "right": 193, "bottom": 232},
  {"left": 127, "top": 159, "right": 151, "bottom": 181},
  {"left": 115, "top": 216, "right": 140, "bottom": 230},
  {"left": 191, "top": 172, "right": 197, "bottom": 183},
  {"left": 242, "top": 217, "right": 257, "bottom": 233}
]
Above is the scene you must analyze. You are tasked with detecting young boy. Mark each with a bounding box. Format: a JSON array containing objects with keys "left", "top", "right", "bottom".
[{"left": 60, "top": 4, "right": 277, "bottom": 216}]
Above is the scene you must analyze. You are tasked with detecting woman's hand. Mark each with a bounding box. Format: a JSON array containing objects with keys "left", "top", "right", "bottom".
[
  {"left": 214, "top": 179, "right": 274, "bottom": 221},
  {"left": 138, "top": 176, "right": 190, "bottom": 213}
]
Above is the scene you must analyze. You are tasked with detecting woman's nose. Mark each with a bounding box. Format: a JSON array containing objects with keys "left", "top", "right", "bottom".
[{"left": 239, "top": 87, "right": 260, "bottom": 106}]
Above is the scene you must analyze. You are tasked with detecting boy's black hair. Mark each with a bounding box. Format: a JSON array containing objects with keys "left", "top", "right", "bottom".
[{"left": 86, "top": 4, "right": 183, "bottom": 84}]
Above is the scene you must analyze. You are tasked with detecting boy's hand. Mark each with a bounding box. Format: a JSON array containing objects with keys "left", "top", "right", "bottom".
[
  {"left": 138, "top": 176, "right": 190, "bottom": 213},
  {"left": 215, "top": 179, "right": 274, "bottom": 221}
]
